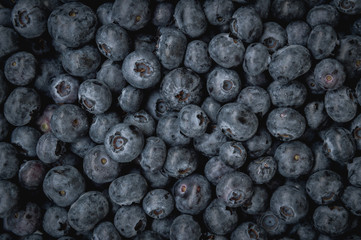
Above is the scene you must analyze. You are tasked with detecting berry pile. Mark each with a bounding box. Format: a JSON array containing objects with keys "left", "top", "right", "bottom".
[{"left": 1, "top": 0, "right": 361, "bottom": 239}]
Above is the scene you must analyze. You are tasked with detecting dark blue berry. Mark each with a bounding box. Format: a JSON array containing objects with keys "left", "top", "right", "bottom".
[{"left": 68, "top": 191, "right": 109, "bottom": 232}]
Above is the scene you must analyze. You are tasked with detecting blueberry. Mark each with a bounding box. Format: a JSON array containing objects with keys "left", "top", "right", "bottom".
[
  {"left": 11, "top": 126, "right": 41, "bottom": 157},
  {"left": 336, "top": 35, "right": 361, "bottom": 80},
  {"left": 96, "top": 23, "right": 130, "bottom": 61},
  {"left": 174, "top": 0, "right": 207, "bottom": 38},
  {"left": 92, "top": 221, "right": 122, "bottom": 240},
  {"left": 217, "top": 102, "right": 258, "bottom": 141},
  {"left": 142, "top": 189, "right": 174, "bottom": 219},
  {"left": 152, "top": 2, "right": 174, "bottom": 27},
  {"left": 61, "top": 45, "right": 101, "bottom": 77},
  {"left": 50, "top": 104, "right": 89, "bottom": 143},
  {"left": 208, "top": 33, "right": 245, "bottom": 68},
  {"left": 237, "top": 86, "right": 271, "bottom": 117},
  {"left": 248, "top": 156, "right": 277, "bottom": 184},
  {"left": 138, "top": 136, "right": 166, "bottom": 173},
  {"left": 334, "top": 0, "right": 361, "bottom": 15},
  {"left": 270, "top": 184, "right": 309, "bottom": 224},
  {"left": 219, "top": 141, "right": 247, "bottom": 169},
  {"left": 306, "top": 4, "right": 339, "bottom": 27},
  {"left": 43, "top": 206, "right": 71, "bottom": 238},
  {"left": 348, "top": 157, "right": 361, "bottom": 187},
  {"left": 114, "top": 204, "right": 147, "bottom": 238},
  {"left": 68, "top": 191, "right": 109, "bottom": 232},
  {"left": 244, "top": 127, "right": 272, "bottom": 158},
  {"left": 96, "top": 2, "right": 113, "bottom": 25},
  {"left": 49, "top": 74, "right": 79, "bottom": 104},
  {"left": 306, "top": 170, "right": 343, "bottom": 205},
  {"left": 156, "top": 112, "right": 191, "bottom": 147},
  {"left": 286, "top": 21, "right": 311, "bottom": 46},
  {"left": 78, "top": 79, "right": 112, "bottom": 115},
  {"left": 36, "top": 132, "right": 67, "bottom": 164},
  {"left": 268, "top": 45, "right": 311, "bottom": 82},
  {"left": 4, "top": 51, "right": 37, "bottom": 86},
  {"left": 0, "top": 180, "right": 19, "bottom": 218},
  {"left": 0, "top": 142, "right": 20, "bottom": 180},
  {"left": 164, "top": 146, "right": 198, "bottom": 179},
  {"left": 193, "top": 124, "right": 227, "bottom": 157},
  {"left": 179, "top": 104, "right": 209, "bottom": 138},
  {"left": 203, "top": 0, "right": 234, "bottom": 26},
  {"left": 258, "top": 210, "right": 287, "bottom": 236},
  {"left": 173, "top": 174, "right": 212, "bottom": 215},
  {"left": 0, "top": 26, "right": 20, "bottom": 59},
  {"left": 70, "top": 135, "right": 96, "bottom": 158},
  {"left": 122, "top": 50, "right": 161, "bottom": 89},
  {"left": 169, "top": 214, "right": 202, "bottom": 240},
  {"left": 304, "top": 101, "right": 328, "bottom": 130},
  {"left": 230, "top": 222, "right": 267, "bottom": 240},
  {"left": 242, "top": 186, "right": 269, "bottom": 215},
  {"left": 322, "top": 127, "right": 355, "bottom": 163},
  {"left": 43, "top": 165, "right": 86, "bottom": 207},
  {"left": 207, "top": 67, "right": 241, "bottom": 103},
  {"left": 271, "top": 0, "right": 307, "bottom": 22},
  {"left": 4, "top": 202, "right": 42, "bottom": 237},
  {"left": 230, "top": 7, "right": 262, "bottom": 43},
  {"left": 111, "top": 0, "right": 151, "bottom": 31},
  {"left": 184, "top": 40, "right": 212, "bottom": 74},
  {"left": 324, "top": 86, "right": 357, "bottom": 123},
  {"left": 83, "top": 145, "right": 121, "bottom": 184},
  {"left": 313, "top": 205, "right": 349, "bottom": 236},
  {"left": 151, "top": 216, "right": 174, "bottom": 239},
  {"left": 155, "top": 27, "right": 187, "bottom": 70},
  {"left": 250, "top": 0, "right": 271, "bottom": 19},
  {"left": 47, "top": 2, "right": 97, "bottom": 47},
  {"left": 109, "top": 173, "right": 148, "bottom": 206},
  {"left": 311, "top": 141, "right": 332, "bottom": 173},
  {"left": 161, "top": 67, "right": 203, "bottom": 110},
  {"left": 216, "top": 171, "right": 253, "bottom": 208},
  {"left": 341, "top": 185, "right": 361, "bottom": 216},
  {"left": 203, "top": 198, "right": 238, "bottom": 235},
  {"left": 104, "top": 123, "right": 144, "bottom": 163},
  {"left": 4, "top": 87, "right": 41, "bottom": 127},
  {"left": 307, "top": 24, "right": 338, "bottom": 60},
  {"left": 267, "top": 80, "right": 307, "bottom": 108},
  {"left": 261, "top": 22, "right": 287, "bottom": 53},
  {"left": 18, "top": 160, "right": 46, "bottom": 190},
  {"left": 118, "top": 85, "right": 144, "bottom": 114},
  {"left": 314, "top": 58, "right": 346, "bottom": 90},
  {"left": 142, "top": 169, "right": 171, "bottom": 189},
  {"left": 266, "top": 107, "right": 306, "bottom": 141},
  {"left": 97, "top": 60, "right": 127, "bottom": 94},
  {"left": 201, "top": 97, "right": 221, "bottom": 123},
  {"left": 11, "top": 0, "right": 48, "bottom": 38},
  {"left": 243, "top": 43, "right": 271, "bottom": 76},
  {"left": 204, "top": 156, "right": 235, "bottom": 185},
  {"left": 274, "top": 141, "right": 314, "bottom": 179}
]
